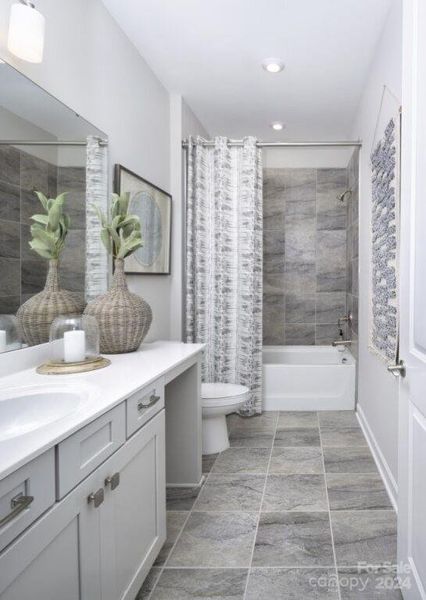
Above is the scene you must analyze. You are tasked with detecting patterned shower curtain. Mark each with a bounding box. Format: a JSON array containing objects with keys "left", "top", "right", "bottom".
[
  {"left": 86, "top": 136, "right": 108, "bottom": 303},
  {"left": 185, "top": 136, "right": 263, "bottom": 414}
]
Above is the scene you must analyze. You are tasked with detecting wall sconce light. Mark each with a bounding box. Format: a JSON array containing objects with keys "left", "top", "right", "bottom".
[{"left": 8, "top": 0, "right": 45, "bottom": 63}]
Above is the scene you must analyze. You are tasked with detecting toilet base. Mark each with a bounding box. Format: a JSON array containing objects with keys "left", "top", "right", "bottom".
[{"left": 202, "top": 414, "right": 230, "bottom": 455}]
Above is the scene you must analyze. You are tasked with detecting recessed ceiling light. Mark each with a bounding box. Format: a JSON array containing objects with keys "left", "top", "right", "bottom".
[
  {"left": 271, "top": 122, "right": 284, "bottom": 131},
  {"left": 262, "top": 58, "right": 284, "bottom": 73}
]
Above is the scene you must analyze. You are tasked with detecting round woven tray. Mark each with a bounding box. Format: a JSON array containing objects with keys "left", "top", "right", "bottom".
[{"left": 36, "top": 356, "right": 111, "bottom": 375}]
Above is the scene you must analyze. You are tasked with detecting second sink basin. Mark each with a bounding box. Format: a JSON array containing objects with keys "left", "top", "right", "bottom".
[{"left": 0, "top": 385, "right": 90, "bottom": 442}]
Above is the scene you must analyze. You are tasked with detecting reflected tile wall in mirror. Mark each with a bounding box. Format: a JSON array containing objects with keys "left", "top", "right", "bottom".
[{"left": 0, "top": 145, "right": 86, "bottom": 314}]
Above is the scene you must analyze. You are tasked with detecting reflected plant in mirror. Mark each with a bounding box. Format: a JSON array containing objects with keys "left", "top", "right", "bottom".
[
  {"left": 84, "top": 192, "right": 152, "bottom": 354},
  {"left": 29, "top": 191, "right": 69, "bottom": 259},
  {"left": 0, "top": 60, "right": 108, "bottom": 353},
  {"left": 16, "top": 191, "right": 85, "bottom": 347}
]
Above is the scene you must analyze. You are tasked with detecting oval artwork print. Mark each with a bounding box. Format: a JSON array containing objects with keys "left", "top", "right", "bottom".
[{"left": 132, "top": 191, "right": 163, "bottom": 267}]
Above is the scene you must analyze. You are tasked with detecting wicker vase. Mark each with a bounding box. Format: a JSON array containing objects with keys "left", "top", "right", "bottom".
[
  {"left": 16, "top": 259, "right": 86, "bottom": 346},
  {"left": 84, "top": 258, "right": 152, "bottom": 354}
]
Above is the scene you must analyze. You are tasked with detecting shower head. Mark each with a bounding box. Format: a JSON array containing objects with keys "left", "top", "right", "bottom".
[{"left": 337, "top": 189, "right": 352, "bottom": 203}]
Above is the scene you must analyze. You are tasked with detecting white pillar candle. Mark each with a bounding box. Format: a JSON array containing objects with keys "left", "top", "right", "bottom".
[
  {"left": 0, "top": 330, "right": 6, "bottom": 353},
  {"left": 63, "top": 330, "right": 86, "bottom": 363}
]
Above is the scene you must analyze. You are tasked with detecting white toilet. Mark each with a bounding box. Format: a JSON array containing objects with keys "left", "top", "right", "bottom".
[{"left": 201, "top": 382, "right": 249, "bottom": 455}]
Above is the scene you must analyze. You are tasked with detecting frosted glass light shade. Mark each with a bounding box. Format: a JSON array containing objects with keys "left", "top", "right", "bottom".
[{"left": 8, "top": 2, "right": 45, "bottom": 63}]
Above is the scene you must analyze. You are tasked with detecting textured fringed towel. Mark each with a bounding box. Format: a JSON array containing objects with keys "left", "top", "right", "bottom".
[{"left": 369, "top": 115, "right": 400, "bottom": 363}]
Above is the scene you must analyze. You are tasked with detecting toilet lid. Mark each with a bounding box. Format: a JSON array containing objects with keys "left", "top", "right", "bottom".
[{"left": 201, "top": 382, "right": 249, "bottom": 400}]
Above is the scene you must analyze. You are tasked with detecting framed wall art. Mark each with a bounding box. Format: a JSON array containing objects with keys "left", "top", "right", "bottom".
[{"left": 114, "top": 164, "right": 172, "bottom": 274}]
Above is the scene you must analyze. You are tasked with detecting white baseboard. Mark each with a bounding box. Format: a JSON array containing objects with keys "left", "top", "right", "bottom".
[
  {"left": 356, "top": 404, "right": 398, "bottom": 512},
  {"left": 166, "top": 475, "right": 205, "bottom": 489}
]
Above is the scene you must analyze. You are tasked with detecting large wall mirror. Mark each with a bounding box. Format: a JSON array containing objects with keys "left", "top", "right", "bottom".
[{"left": 0, "top": 62, "right": 108, "bottom": 353}]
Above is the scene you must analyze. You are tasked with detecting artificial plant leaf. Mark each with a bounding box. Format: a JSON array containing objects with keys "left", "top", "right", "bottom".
[
  {"left": 55, "top": 192, "right": 67, "bottom": 206},
  {"left": 29, "top": 240, "right": 52, "bottom": 259},
  {"left": 30, "top": 214, "right": 49, "bottom": 225},
  {"left": 47, "top": 203, "right": 61, "bottom": 231},
  {"left": 31, "top": 227, "right": 56, "bottom": 250},
  {"left": 101, "top": 228, "right": 112, "bottom": 254},
  {"left": 34, "top": 191, "right": 49, "bottom": 210}
]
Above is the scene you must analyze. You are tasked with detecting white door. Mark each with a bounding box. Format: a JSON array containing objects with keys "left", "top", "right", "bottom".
[{"left": 398, "top": 0, "right": 426, "bottom": 598}]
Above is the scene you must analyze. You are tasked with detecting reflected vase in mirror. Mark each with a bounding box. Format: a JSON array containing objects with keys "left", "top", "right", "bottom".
[
  {"left": 84, "top": 192, "right": 152, "bottom": 353},
  {"left": 17, "top": 259, "right": 85, "bottom": 346},
  {"left": 16, "top": 191, "right": 85, "bottom": 345}
]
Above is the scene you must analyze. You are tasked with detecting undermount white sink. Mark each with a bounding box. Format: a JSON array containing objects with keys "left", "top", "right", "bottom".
[{"left": 0, "top": 385, "right": 89, "bottom": 442}]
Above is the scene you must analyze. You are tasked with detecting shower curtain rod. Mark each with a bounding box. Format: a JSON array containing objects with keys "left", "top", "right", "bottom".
[
  {"left": 0, "top": 139, "right": 108, "bottom": 146},
  {"left": 182, "top": 139, "right": 362, "bottom": 148}
]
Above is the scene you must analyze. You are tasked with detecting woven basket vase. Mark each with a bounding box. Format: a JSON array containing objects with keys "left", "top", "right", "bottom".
[
  {"left": 16, "top": 259, "right": 85, "bottom": 346},
  {"left": 84, "top": 258, "right": 152, "bottom": 354}
]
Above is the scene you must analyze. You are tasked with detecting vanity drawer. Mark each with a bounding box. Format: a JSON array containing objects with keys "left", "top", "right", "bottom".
[
  {"left": 57, "top": 404, "right": 126, "bottom": 499},
  {"left": 126, "top": 377, "right": 165, "bottom": 438},
  {"left": 0, "top": 449, "right": 55, "bottom": 553}
]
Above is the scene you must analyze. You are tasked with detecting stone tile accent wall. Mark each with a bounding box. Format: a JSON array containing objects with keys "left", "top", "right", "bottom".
[
  {"left": 263, "top": 168, "right": 349, "bottom": 345},
  {"left": 345, "top": 150, "right": 359, "bottom": 360},
  {"left": 0, "top": 146, "right": 86, "bottom": 314}
]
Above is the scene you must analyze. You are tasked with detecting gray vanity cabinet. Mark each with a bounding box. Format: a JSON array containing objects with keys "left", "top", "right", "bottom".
[
  {"left": 99, "top": 409, "right": 166, "bottom": 600},
  {"left": 0, "top": 461, "right": 103, "bottom": 600},
  {"left": 0, "top": 409, "right": 166, "bottom": 600}
]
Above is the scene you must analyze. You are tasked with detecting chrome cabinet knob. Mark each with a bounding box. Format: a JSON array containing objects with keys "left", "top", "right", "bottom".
[
  {"left": 88, "top": 488, "right": 104, "bottom": 508},
  {"left": 105, "top": 472, "right": 120, "bottom": 491}
]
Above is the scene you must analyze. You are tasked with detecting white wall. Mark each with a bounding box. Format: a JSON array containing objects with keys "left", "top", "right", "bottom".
[
  {"left": 351, "top": 0, "right": 402, "bottom": 500},
  {"left": 0, "top": 0, "right": 171, "bottom": 341},
  {"left": 263, "top": 146, "right": 354, "bottom": 169},
  {"left": 169, "top": 96, "right": 209, "bottom": 340},
  {"left": 0, "top": 106, "right": 58, "bottom": 164}
]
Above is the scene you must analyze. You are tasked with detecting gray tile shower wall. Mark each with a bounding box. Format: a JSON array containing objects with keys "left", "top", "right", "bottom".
[
  {"left": 0, "top": 146, "right": 86, "bottom": 314},
  {"left": 263, "top": 167, "right": 349, "bottom": 345},
  {"left": 346, "top": 150, "right": 359, "bottom": 361}
]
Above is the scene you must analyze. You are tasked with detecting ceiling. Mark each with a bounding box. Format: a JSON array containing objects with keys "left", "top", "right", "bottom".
[{"left": 102, "top": 0, "right": 392, "bottom": 140}]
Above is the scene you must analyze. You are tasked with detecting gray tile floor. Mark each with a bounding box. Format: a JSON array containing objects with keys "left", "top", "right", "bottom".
[{"left": 137, "top": 411, "right": 401, "bottom": 599}]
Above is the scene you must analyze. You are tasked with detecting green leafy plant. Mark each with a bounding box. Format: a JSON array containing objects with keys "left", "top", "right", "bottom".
[
  {"left": 96, "top": 192, "right": 143, "bottom": 259},
  {"left": 29, "top": 192, "right": 70, "bottom": 260}
]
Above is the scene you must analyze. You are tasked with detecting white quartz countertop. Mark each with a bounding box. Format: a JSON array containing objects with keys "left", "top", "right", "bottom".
[{"left": 0, "top": 341, "right": 204, "bottom": 481}]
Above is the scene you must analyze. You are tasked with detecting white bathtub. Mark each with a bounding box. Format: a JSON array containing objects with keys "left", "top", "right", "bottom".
[{"left": 263, "top": 346, "right": 356, "bottom": 411}]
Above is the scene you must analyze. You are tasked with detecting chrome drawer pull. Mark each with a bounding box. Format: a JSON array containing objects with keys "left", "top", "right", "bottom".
[
  {"left": 137, "top": 393, "right": 161, "bottom": 412},
  {"left": 88, "top": 488, "right": 104, "bottom": 508},
  {"left": 0, "top": 493, "right": 34, "bottom": 528},
  {"left": 104, "top": 472, "right": 120, "bottom": 491}
]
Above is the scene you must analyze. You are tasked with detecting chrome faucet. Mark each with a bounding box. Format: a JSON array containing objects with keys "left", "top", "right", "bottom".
[
  {"left": 338, "top": 312, "right": 352, "bottom": 327},
  {"left": 332, "top": 340, "right": 353, "bottom": 347}
]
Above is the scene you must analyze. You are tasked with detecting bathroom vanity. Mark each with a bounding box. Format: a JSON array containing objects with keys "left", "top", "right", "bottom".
[{"left": 0, "top": 341, "right": 203, "bottom": 600}]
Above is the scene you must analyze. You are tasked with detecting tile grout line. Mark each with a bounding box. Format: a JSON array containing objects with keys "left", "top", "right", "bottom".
[
  {"left": 145, "top": 509, "right": 193, "bottom": 599},
  {"left": 242, "top": 410, "right": 279, "bottom": 600},
  {"left": 146, "top": 457, "right": 217, "bottom": 598},
  {"left": 317, "top": 413, "right": 342, "bottom": 600}
]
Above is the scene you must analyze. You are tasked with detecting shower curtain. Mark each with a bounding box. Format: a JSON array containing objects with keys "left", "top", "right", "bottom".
[
  {"left": 86, "top": 136, "right": 108, "bottom": 303},
  {"left": 185, "top": 136, "right": 263, "bottom": 414}
]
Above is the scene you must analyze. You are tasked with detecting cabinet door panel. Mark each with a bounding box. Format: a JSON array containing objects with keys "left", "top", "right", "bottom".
[
  {"left": 0, "top": 468, "right": 103, "bottom": 600},
  {"left": 101, "top": 410, "right": 166, "bottom": 600}
]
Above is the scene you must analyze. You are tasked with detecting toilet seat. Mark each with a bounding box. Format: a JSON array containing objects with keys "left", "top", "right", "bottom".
[{"left": 202, "top": 383, "right": 249, "bottom": 405}]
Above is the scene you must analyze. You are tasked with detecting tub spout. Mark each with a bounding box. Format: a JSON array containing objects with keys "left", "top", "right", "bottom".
[{"left": 332, "top": 340, "right": 353, "bottom": 347}]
